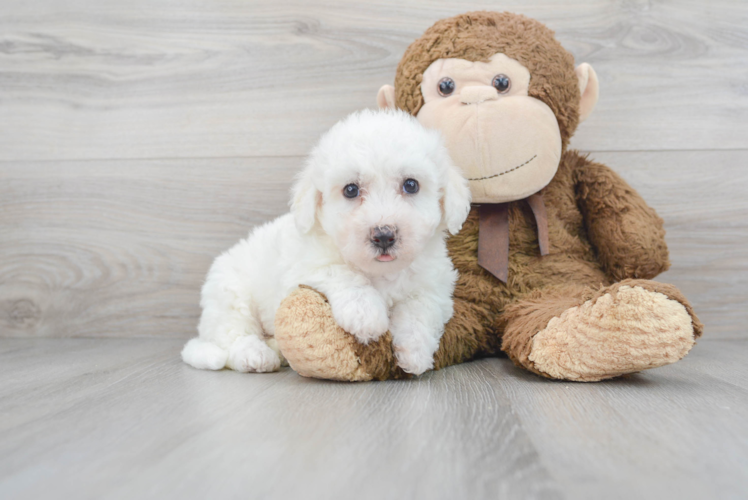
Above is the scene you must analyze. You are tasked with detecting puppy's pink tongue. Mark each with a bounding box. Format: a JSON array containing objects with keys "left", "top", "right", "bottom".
[{"left": 376, "top": 254, "right": 395, "bottom": 262}]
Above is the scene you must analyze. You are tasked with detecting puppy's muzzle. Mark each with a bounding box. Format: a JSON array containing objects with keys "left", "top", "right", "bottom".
[{"left": 370, "top": 226, "right": 397, "bottom": 252}]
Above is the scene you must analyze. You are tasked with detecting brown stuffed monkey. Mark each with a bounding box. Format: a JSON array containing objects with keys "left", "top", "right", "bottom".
[{"left": 274, "top": 11, "right": 703, "bottom": 382}]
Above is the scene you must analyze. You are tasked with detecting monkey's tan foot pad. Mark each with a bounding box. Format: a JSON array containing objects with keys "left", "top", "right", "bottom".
[
  {"left": 274, "top": 286, "right": 376, "bottom": 382},
  {"left": 528, "top": 285, "right": 695, "bottom": 382}
]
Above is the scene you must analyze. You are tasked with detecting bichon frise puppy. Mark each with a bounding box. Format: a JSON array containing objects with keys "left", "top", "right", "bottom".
[{"left": 181, "top": 109, "right": 471, "bottom": 375}]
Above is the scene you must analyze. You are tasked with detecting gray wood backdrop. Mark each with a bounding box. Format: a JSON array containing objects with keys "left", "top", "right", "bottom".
[{"left": 1, "top": 0, "right": 747, "bottom": 340}]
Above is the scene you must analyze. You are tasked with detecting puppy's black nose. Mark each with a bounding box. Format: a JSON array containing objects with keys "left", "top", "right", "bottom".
[{"left": 371, "top": 226, "right": 397, "bottom": 252}]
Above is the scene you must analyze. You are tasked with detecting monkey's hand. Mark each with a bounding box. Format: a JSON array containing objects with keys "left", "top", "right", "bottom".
[{"left": 573, "top": 152, "right": 670, "bottom": 281}]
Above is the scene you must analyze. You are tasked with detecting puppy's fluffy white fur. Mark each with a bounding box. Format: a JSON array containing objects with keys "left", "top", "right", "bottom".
[{"left": 181, "top": 109, "right": 471, "bottom": 375}]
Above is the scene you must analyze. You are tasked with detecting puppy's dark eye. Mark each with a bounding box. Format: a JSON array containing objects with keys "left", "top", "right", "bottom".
[
  {"left": 343, "top": 184, "right": 359, "bottom": 199},
  {"left": 437, "top": 77, "right": 455, "bottom": 97},
  {"left": 402, "top": 179, "right": 419, "bottom": 194},
  {"left": 492, "top": 74, "right": 511, "bottom": 93}
]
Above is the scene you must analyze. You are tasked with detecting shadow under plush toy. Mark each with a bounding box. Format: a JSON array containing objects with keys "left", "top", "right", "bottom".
[{"left": 274, "top": 11, "right": 703, "bottom": 382}]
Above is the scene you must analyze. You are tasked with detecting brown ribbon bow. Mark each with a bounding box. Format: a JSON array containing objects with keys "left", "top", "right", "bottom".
[{"left": 477, "top": 192, "right": 550, "bottom": 282}]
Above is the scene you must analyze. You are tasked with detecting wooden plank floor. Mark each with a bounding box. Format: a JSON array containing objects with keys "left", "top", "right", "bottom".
[{"left": 0, "top": 338, "right": 746, "bottom": 500}]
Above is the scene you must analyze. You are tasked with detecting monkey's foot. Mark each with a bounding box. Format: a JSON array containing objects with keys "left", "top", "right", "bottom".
[
  {"left": 528, "top": 283, "right": 697, "bottom": 382},
  {"left": 274, "top": 286, "right": 404, "bottom": 382}
]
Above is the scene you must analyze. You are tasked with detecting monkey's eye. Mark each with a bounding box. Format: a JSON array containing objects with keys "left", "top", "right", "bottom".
[
  {"left": 402, "top": 179, "right": 419, "bottom": 194},
  {"left": 492, "top": 74, "right": 511, "bottom": 93},
  {"left": 437, "top": 77, "right": 455, "bottom": 97},
  {"left": 343, "top": 184, "right": 359, "bottom": 198}
]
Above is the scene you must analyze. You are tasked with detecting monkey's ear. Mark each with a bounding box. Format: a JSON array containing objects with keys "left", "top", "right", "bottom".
[
  {"left": 442, "top": 163, "right": 472, "bottom": 235},
  {"left": 575, "top": 63, "right": 599, "bottom": 122},
  {"left": 289, "top": 167, "right": 320, "bottom": 234},
  {"left": 377, "top": 85, "right": 396, "bottom": 109}
]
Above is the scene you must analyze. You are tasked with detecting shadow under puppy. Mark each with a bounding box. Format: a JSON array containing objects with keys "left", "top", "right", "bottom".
[{"left": 182, "top": 109, "right": 471, "bottom": 375}]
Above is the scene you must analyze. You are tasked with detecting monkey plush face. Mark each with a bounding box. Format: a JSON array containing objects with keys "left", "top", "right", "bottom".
[
  {"left": 377, "top": 12, "right": 599, "bottom": 204},
  {"left": 416, "top": 53, "right": 561, "bottom": 203}
]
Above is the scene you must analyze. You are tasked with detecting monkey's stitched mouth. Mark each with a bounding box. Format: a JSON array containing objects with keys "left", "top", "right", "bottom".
[{"left": 467, "top": 155, "right": 537, "bottom": 181}]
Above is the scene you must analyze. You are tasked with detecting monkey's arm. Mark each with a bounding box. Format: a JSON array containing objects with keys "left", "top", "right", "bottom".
[{"left": 573, "top": 153, "right": 670, "bottom": 281}]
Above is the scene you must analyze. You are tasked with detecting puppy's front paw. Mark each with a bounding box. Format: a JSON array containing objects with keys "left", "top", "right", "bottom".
[
  {"left": 329, "top": 288, "right": 389, "bottom": 344},
  {"left": 226, "top": 335, "right": 281, "bottom": 373},
  {"left": 390, "top": 308, "right": 440, "bottom": 376},
  {"left": 394, "top": 342, "right": 435, "bottom": 376}
]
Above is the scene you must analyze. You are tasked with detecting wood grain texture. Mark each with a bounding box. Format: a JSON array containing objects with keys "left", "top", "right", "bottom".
[
  {"left": 2, "top": 151, "right": 746, "bottom": 339},
  {"left": 497, "top": 339, "right": 748, "bottom": 500},
  {"left": 1, "top": 0, "right": 747, "bottom": 161},
  {"left": 0, "top": 157, "right": 301, "bottom": 338},
  {"left": 0, "top": 338, "right": 562, "bottom": 500},
  {"left": 0, "top": 338, "right": 746, "bottom": 500}
]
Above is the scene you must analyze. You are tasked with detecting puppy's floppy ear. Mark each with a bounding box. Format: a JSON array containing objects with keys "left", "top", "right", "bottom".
[
  {"left": 441, "top": 160, "right": 472, "bottom": 235},
  {"left": 290, "top": 165, "right": 320, "bottom": 234}
]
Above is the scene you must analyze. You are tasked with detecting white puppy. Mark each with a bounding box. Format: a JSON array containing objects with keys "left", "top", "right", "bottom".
[{"left": 181, "top": 109, "right": 471, "bottom": 375}]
